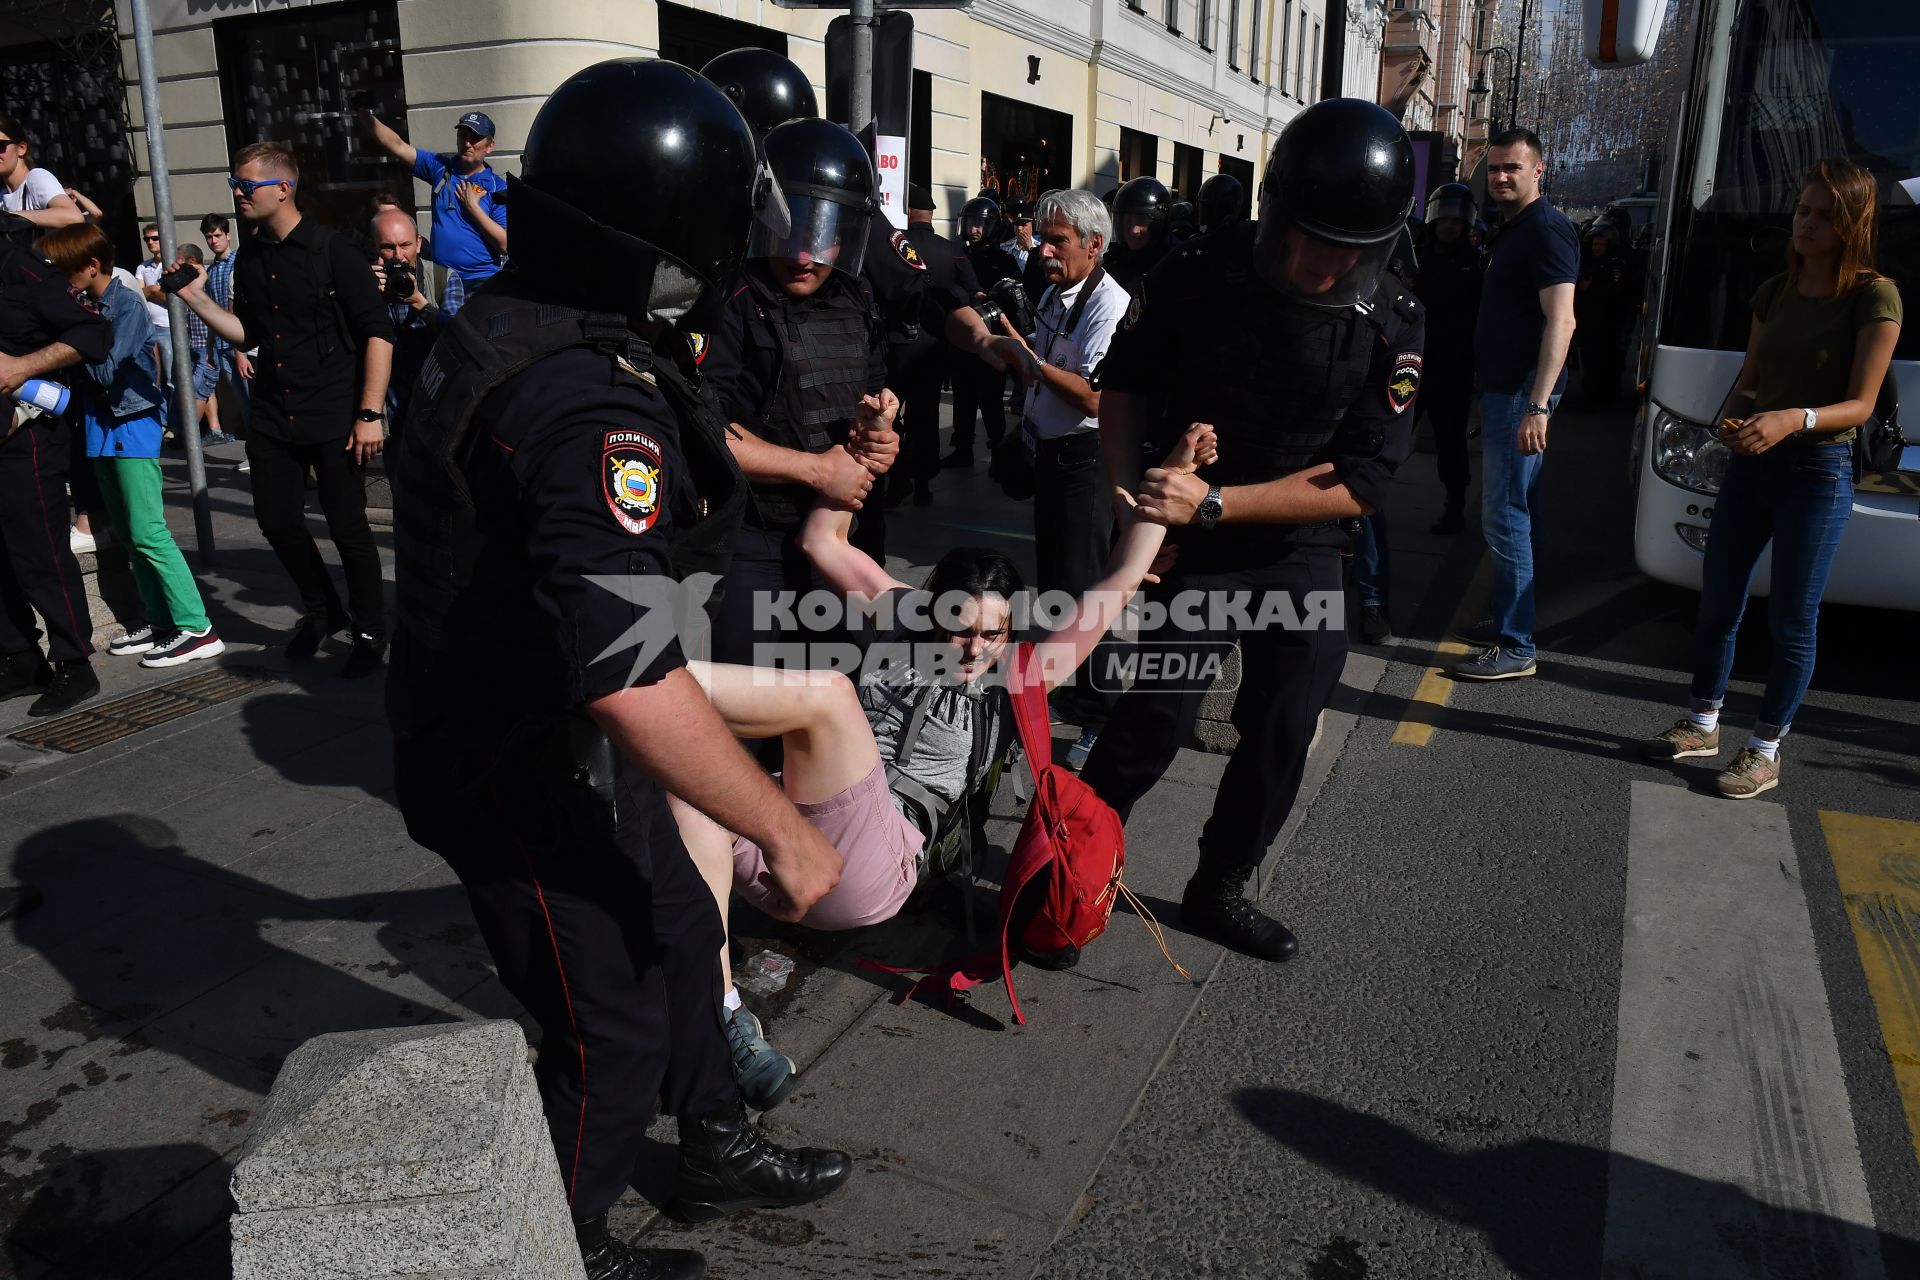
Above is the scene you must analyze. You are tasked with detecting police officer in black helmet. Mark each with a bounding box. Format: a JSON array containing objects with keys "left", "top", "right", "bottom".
[
  {"left": 944, "top": 194, "right": 1018, "bottom": 466},
  {"left": 1084, "top": 98, "right": 1427, "bottom": 963},
  {"left": 1197, "top": 171, "right": 1246, "bottom": 235},
  {"left": 702, "top": 115, "right": 899, "bottom": 674},
  {"left": 700, "top": 48, "right": 915, "bottom": 561},
  {"left": 387, "top": 60, "right": 852, "bottom": 1280},
  {"left": 1105, "top": 175, "right": 1173, "bottom": 293}
]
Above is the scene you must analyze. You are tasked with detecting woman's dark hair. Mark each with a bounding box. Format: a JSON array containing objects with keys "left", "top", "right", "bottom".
[{"left": 925, "top": 547, "right": 1024, "bottom": 605}]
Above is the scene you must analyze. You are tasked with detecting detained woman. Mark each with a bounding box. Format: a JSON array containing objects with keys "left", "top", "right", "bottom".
[
  {"left": 1638, "top": 158, "right": 1900, "bottom": 797},
  {"left": 671, "top": 418, "right": 1215, "bottom": 1107}
]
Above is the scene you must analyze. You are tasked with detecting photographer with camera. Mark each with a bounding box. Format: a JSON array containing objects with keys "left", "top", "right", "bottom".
[
  {"left": 949, "top": 187, "right": 1130, "bottom": 768},
  {"left": 369, "top": 208, "right": 443, "bottom": 439}
]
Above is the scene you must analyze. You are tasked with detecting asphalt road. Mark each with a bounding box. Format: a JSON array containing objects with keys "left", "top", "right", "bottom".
[{"left": 1039, "top": 398, "right": 1920, "bottom": 1279}]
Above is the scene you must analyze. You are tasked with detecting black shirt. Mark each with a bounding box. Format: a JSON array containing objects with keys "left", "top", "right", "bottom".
[
  {"left": 1474, "top": 198, "right": 1579, "bottom": 394},
  {"left": 231, "top": 217, "right": 395, "bottom": 442},
  {"left": 0, "top": 244, "right": 110, "bottom": 364},
  {"left": 1102, "top": 230, "right": 1426, "bottom": 555}
]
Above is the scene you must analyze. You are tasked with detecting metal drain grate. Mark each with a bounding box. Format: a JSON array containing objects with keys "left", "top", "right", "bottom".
[{"left": 9, "top": 667, "right": 282, "bottom": 754}]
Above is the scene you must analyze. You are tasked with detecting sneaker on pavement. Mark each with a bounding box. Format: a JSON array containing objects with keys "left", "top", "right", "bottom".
[
  {"left": 108, "top": 624, "right": 157, "bottom": 656},
  {"left": 1452, "top": 646, "right": 1537, "bottom": 681},
  {"left": 1448, "top": 617, "right": 1500, "bottom": 646},
  {"left": 141, "top": 627, "right": 226, "bottom": 668},
  {"left": 204, "top": 431, "right": 236, "bottom": 445},
  {"left": 69, "top": 527, "right": 97, "bottom": 555},
  {"left": 26, "top": 660, "right": 99, "bottom": 717},
  {"left": 1639, "top": 718, "right": 1721, "bottom": 761},
  {"left": 1716, "top": 748, "right": 1781, "bottom": 800},
  {"left": 237, "top": 459, "right": 251, "bottom": 474},
  {"left": 1065, "top": 729, "right": 1099, "bottom": 771},
  {"left": 724, "top": 1003, "right": 797, "bottom": 1112}
]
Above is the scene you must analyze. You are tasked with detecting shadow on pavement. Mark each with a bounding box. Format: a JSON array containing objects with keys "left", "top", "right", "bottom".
[
  {"left": 3, "top": 1143, "right": 232, "bottom": 1280},
  {"left": 1234, "top": 1087, "right": 1919, "bottom": 1280}
]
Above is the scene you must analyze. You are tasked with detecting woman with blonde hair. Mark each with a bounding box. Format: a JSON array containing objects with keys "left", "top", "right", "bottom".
[{"left": 1639, "top": 158, "right": 1901, "bottom": 797}]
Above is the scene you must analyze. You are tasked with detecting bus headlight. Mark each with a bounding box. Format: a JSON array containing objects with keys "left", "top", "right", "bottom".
[{"left": 1650, "top": 405, "right": 1730, "bottom": 495}]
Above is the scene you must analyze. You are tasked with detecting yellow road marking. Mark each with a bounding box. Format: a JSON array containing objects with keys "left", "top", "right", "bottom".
[
  {"left": 1391, "top": 558, "right": 1489, "bottom": 747},
  {"left": 1821, "top": 809, "right": 1920, "bottom": 1167}
]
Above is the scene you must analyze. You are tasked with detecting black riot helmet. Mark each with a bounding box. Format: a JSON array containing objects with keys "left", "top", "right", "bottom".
[
  {"left": 958, "top": 195, "right": 999, "bottom": 245},
  {"left": 1425, "top": 181, "right": 1476, "bottom": 226},
  {"left": 1256, "top": 97, "right": 1416, "bottom": 308},
  {"left": 699, "top": 47, "right": 818, "bottom": 137},
  {"left": 1197, "top": 172, "right": 1245, "bottom": 232},
  {"left": 749, "top": 116, "right": 877, "bottom": 278},
  {"left": 1168, "top": 200, "right": 1199, "bottom": 245},
  {"left": 514, "top": 58, "right": 786, "bottom": 333},
  {"left": 1113, "top": 176, "right": 1171, "bottom": 248}
]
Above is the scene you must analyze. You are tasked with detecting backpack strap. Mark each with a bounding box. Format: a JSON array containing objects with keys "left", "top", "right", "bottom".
[{"left": 1006, "top": 643, "right": 1052, "bottom": 775}]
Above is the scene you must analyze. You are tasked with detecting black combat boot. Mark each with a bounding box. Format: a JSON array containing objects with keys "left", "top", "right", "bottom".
[
  {"left": 0, "top": 649, "right": 51, "bottom": 703},
  {"left": 1181, "top": 857, "right": 1297, "bottom": 962},
  {"left": 574, "top": 1214, "right": 705, "bottom": 1280},
  {"left": 669, "top": 1098, "right": 852, "bottom": 1223}
]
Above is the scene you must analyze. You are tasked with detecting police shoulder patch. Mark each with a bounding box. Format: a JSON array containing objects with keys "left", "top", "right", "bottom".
[
  {"left": 1121, "top": 291, "right": 1144, "bottom": 332},
  {"left": 602, "top": 428, "right": 664, "bottom": 535},
  {"left": 686, "top": 331, "right": 708, "bottom": 365},
  {"left": 1387, "top": 351, "right": 1422, "bottom": 414},
  {"left": 891, "top": 229, "right": 927, "bottom": 270}
]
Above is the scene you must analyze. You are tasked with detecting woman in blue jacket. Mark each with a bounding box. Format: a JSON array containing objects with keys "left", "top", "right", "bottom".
[{"left": 37, "top": 224, "right": 223, "bottom": 667}]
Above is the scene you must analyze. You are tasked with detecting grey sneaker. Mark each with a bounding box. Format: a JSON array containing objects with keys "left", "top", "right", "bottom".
[
  {"left": 1449, "top": 617, "right": 1500, "bottom": 646},
  {"left": 725, "top": 1003, "right": 797, "bottom": 1111},
  {"left": 1065, "top": 729, "right": 1099, "bottom": 771},
  {"left": 1640, "top": 718, "right": 1721, "bottom": 761},
  {"left": 1716, "top": 748, "right": 1781, "bottom": 799},
  {"left": 1452, "top": 646, "right": 1537, "bottom": 681}
]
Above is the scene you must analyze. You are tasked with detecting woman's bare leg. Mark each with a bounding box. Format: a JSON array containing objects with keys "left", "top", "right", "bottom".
[
  {"left": 685, "top": 660, "right": 883, "bottom": 804},
  {"left": 670, "top": 794, "right": 738, "bottom": 992}
]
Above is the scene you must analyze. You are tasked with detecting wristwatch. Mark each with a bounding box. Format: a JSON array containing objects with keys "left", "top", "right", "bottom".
[
  {"left": 1196, "top": 485, "right": 1224, "bottom": 530},
  {"left": 355, "top": 409, "right": 386, "bottom": 424},
  {"left": 1525, "top": 402, "right": 1553, "bottom": 418},
  {"left": 1798, "top": 406, "right": 1819, "bottom": 436}
]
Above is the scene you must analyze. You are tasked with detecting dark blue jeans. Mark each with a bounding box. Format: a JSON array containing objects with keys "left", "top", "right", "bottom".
[
  {"left": 1480, "top": 386, "right": 1560, "bottom": 658},
  {"left": 1689, "top": 442, "right": 1853, "bottom": 737},
  {"left": 1353, "top": 511, "right": 1390, "bottom": 607}
]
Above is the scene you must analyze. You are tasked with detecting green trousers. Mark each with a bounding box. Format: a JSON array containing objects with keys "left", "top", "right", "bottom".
[{"left": 92, "top": 457, "right": 209, "bottom": 633}]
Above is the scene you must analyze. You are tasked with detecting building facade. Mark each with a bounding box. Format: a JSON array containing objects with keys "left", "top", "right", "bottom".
[
  {"left": 108, "top": 0, "right": 1362, "bottom": 255},
  {"left": 1375, "top": 0, "right": 1497, "bottom": 190}
]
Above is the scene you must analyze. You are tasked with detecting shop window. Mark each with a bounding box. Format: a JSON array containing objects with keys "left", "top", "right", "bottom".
[
  {"left": 1172, "top": 142, "right": 1205, "bottom": 201},
  {"left": 213, "top": 2, "right": 410, "bottom": 235},
  {"left": 980, "top": 92, "right": 1072, "bottom": 204},
  {"left": 656, "top": 2, "right": 787, "bottom": 68},
  {"left": 1119, "top": 127, "right": 1158, "bottom": 185}
]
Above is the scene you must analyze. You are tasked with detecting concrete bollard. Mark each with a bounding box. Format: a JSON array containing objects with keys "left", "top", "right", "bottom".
[{"left": 230, "top": 1021, "right": 586, "bottom": 1280}]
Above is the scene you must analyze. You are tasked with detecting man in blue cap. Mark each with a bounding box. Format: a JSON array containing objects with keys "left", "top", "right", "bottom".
[{"left": 366, "top": 108, "right": 507, "bottom": 314}]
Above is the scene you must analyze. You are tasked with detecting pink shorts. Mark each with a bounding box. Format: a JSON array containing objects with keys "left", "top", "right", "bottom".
[{"left": 732, "top": 762, "right": 925, "bottom": 930}]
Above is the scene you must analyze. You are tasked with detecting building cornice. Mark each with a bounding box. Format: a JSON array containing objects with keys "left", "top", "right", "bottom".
[{"left": 968, "top": 0, "right": 1098, "bottom": 61}]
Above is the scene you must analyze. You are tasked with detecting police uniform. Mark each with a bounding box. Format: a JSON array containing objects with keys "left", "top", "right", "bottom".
[
  {"left": 888, "top": 216, "right": 961, "bottom": 496},
  {"left": 0, "top": 241, "right": 109, "bottom": 696},
  {"left": 1103, "top": 238, "right": 1169, "bottom": 296},
  {"left": 703, "top": 259, "right": 888, "bottom": 668},
  {"left": 851, "top": 216, "right": 927, "bottom": 549},
  {"left": 1081, "top": 219, "right": 1426, "bottom": 907},
  {"left": 389, "top": 284, "right": 740, "bottom": 1224},
  {"left": 951, "top": 236, "right": 1020, "bottom": 458},
  {"left": 1412, "top": 227, "right": 1483, "bottom": 521}
]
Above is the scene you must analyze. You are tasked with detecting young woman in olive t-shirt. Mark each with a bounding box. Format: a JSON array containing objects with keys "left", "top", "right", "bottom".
[{"left": 1640, "top": 158, "right": 1901, "bottom": 798}]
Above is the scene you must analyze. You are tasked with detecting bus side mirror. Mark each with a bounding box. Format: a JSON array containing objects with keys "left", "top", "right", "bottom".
[{"left": 1583, "top": 0, "right": 1665, "bottom": 69}]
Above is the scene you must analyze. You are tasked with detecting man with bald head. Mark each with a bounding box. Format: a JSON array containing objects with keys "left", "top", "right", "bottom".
[{"left": 370, "top": 207, "right": 444, "bottom": 438}]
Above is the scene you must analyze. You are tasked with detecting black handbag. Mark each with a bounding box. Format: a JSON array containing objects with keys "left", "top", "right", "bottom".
[
  {"left": 989, "top": 422, "right": 1037, "bottom": 499},
  {"left": 1857, "top": 374, "right": 1906, "bottom": 475}
]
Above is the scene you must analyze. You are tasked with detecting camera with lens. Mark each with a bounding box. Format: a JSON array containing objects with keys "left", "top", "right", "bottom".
[
  {"left": 969, "top": 295, "right": 1005, "bottom": 333},
  {"left": 157, "top": 263, "right": 198, "bottom": 295},
  {"left": 382, "top": 259, "right": 417, "bottom": 303},
  {"left": 970, "top": 277, "right": 1036, "bottom": 339}
]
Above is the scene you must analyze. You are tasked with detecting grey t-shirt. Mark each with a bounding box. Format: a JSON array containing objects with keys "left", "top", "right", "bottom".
[{"left": 854, "top": 588, "right": 1012, "bottom": 840}]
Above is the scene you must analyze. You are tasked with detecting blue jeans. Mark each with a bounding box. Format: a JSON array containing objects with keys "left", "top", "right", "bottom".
[
  {"left": 1689, "top": 443, "right": 1853, "bottom": 737},
  {"left": 1479, "top": 387, "right": 1559, "bottom": 657},
  {"left": 222, "top": 347, "right": 252, "bottom": 425},
  {"left": 1352, "top": 511, "right": 1390, "bottom": 607}
]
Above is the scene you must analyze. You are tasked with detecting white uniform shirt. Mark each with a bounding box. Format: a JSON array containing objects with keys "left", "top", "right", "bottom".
[{"left": 1020, "top": 266, "right": 1132, "bottom": 440}]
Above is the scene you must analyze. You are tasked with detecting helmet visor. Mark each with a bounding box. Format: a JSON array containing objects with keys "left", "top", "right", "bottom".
[
  {"left": 1255, "top": 221, "right": 1396, "bottom": 309},
  {"left": 1426, "top": 195, "right": 1472, "bottom": 224},
  {"left": 747, "top": 192, "right": 867, "bottom": 276}
]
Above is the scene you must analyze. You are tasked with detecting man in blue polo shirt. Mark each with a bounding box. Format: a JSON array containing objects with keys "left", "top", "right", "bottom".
[
  {"left": 1453, "top": 126, "right": 1578, "bottom": 682},
  {"left": 366, "top": 108, "right": 507, "bottom": 314}
]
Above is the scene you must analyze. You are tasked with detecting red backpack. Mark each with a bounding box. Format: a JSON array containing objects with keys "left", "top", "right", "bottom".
[{"left": 868, "top": 644, "right": 1188, "bottom": 1025}]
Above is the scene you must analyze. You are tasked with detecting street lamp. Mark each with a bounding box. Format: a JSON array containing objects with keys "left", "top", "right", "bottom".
[{"left": 1471, "top": 46, "right": 1514, "bottom": 133}]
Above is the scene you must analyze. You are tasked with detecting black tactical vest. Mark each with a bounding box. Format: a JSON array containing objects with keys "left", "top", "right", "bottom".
[
  {"left": 393, "top": 283, "right": 746, "bottom": 654},
  {"left": 1177, "top": 228, "right": 1405, "bottom": 486},
  {"left": 744, "top": 269, "right": 875, "bottom": 530}
]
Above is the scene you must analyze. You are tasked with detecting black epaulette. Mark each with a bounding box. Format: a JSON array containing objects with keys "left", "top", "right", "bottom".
[{"left": 1392, "top": 289, "right": 1424, "bottom": 324}]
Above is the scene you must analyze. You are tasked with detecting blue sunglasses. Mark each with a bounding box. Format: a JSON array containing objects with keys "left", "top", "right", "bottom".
[{"left": 228, "top": 176, "right": 294, "bottom": 195}]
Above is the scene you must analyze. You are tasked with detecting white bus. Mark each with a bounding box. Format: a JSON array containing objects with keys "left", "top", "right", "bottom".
[{"left": 1587, "top": 0, "right": 1920, "bottom": 610}]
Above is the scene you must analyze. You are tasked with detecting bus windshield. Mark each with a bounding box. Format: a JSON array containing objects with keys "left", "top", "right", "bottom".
[{"left": 1661, "top": 0, "right": 1920, "bottom": 358}]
